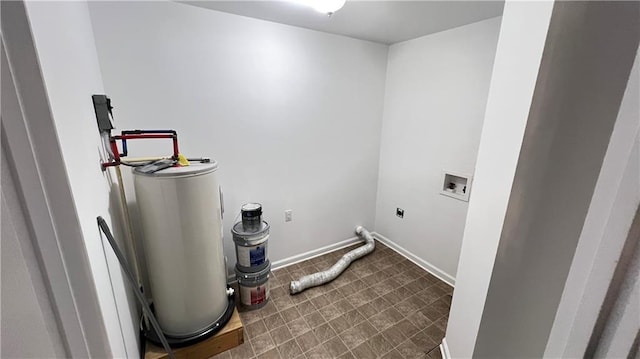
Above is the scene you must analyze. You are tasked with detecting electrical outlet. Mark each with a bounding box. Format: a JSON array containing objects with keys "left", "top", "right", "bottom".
[
  {"left": 396, "top": 208, "right": 404, "bottom": 218},
  {"left": 285, "top": 210, "right": 293, "bottom": 222}
]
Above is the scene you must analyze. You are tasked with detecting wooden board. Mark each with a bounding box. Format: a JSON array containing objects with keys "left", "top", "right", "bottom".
[{"left": 145, "top": 309, "right": 243, "bottom": 359}]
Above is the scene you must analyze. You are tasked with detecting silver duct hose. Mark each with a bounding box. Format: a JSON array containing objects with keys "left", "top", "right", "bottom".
[{"left": 290, "top": 226, "right": 375, "bottom": 294}]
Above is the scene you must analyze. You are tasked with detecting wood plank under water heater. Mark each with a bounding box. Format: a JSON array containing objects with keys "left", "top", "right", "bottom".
[{"left": 145, "top": 308, "right": 243, "bottom": 359}]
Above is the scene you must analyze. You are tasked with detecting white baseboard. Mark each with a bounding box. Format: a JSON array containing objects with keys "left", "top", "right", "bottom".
[
  {"left": 228, "top": 232, "right": 456, "bottom": 288},
  {"left": 372, "top": 232, "right": 455, "bottom": 287},
  {"left": 227, "top": 235, "right": 363, "bottom": 282},
  {"left": 270, "top": 235, "right": 362, "bottom": 271},
  {"left": 440, "top": 337, "right": 451, "bottom": 359}
]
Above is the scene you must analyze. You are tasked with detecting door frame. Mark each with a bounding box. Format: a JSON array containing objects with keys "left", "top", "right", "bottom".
[{"left": 1, "top": 2, "right": 110, "bottom": 357}]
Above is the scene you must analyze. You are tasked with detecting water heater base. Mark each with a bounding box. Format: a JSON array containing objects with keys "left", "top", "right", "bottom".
[{"left": 144, "top": 292, "right": 236, "bottom": 349}]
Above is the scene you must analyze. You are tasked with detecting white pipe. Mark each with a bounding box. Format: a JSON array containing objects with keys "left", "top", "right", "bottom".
[
  {"left": 101, "top": 132, "right": 114, "bottom": 160},
  {"left": 289, "top": 226, "right": 375, "bottom": 294}
]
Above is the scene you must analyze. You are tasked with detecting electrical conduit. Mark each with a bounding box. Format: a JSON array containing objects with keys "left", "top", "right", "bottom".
[{"left": 289, "top": 226, "right": 375, "bottom": 294}]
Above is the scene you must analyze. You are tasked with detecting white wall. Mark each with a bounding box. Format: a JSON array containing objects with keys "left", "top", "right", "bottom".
[
  {"left": 1, "top": 134, "right": 67, "bottom": 358},
  {"left": 446, "top": 1, "right": 640, "bottom": 357},
  {"left": 444, "top": 2, "right": 554, "bottom": 357},
  {"left": 473, "top": 1, "right": 639, "bottom": 356},
  {"left": 25, "top": 2, "right": 138, "bottom": 357},
  {"left": 594, "top": 202, "right": 639, "bottom": 358},
  {"left": 374, "top": 17, "right": 501, "bottom": 284},
  {"left": 545, "top": 50, "right": 639, "bottom": 359},
  {"left": 87, "top": 1, "right": 388, "bottom": 273}
]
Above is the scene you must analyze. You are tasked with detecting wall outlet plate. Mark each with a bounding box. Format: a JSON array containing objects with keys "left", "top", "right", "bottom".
[
  {"left": 284, "top": 209, "right": 292, "bottom": 222},
  {"left": 396, "top": 208, "right": 404, "bottom": 218}
]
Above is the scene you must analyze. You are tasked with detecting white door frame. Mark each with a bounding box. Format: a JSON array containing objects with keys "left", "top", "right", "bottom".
[{"left": 1, "top": 2, "right": 111, "bottom": 357}]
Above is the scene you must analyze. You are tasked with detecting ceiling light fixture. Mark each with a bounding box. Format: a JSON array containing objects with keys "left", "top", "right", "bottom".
[
  {"left": 310, "top": 0, "right": 346, "bottom": 15},
  {"left": 291, "top": 0, "right": 346, "bottom": 16}
]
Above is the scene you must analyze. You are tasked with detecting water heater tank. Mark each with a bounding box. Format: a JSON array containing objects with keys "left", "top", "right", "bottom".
[{"left": 133, "top": 161, "right": 228, "bottom": 338}]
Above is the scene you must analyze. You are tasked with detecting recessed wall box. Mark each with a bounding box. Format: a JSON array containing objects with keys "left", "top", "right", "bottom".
[{"left": 440, "top": 171, "right": 472, "bottom": 202}]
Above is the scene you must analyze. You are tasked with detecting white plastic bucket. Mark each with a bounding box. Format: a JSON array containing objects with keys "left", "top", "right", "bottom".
[
  {"left": 235, "top": 261, "right": 271, "bottom": 309},
  {"left": 231, "top": 221, "right": 270, "bottom": 272}
]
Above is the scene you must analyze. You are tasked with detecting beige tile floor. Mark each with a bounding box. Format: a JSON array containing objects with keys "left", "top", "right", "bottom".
[{"left": 219, "top": 241, "right": 452, "bottom": 358}]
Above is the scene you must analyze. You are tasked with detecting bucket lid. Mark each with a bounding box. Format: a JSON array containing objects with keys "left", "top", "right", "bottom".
[
  {"left": 235, "top": 260, "right": 271, "bottom": 280},
  {"left": 231, "top": 221, "right": 270, "bottom": 241},
  {"left": 133, "top": 161, "right": 218, "bottom": 178}
]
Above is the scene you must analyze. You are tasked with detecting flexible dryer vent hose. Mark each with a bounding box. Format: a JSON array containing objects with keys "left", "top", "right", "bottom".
[{"left": 290, "top": 226, "right": 375, "bottom": 294}]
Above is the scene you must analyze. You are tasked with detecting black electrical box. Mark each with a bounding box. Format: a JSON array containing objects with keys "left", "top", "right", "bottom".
[{"left": 92, "top": 94, "right": 114, "bottom": 132}]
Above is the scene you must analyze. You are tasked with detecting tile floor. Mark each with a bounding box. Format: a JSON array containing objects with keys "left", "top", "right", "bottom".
[{"left": 220, "top": 241, "right": 453, "bottom": 358}]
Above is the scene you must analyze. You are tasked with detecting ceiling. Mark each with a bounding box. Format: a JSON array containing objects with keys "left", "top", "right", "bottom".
[{"left": 178, "top": 1, "right": 504, "bottom": 45}]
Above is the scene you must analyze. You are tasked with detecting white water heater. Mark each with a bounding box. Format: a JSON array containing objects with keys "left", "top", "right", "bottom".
[{"left": 133, "top": 161, "right": 228, "bottom": 338}]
